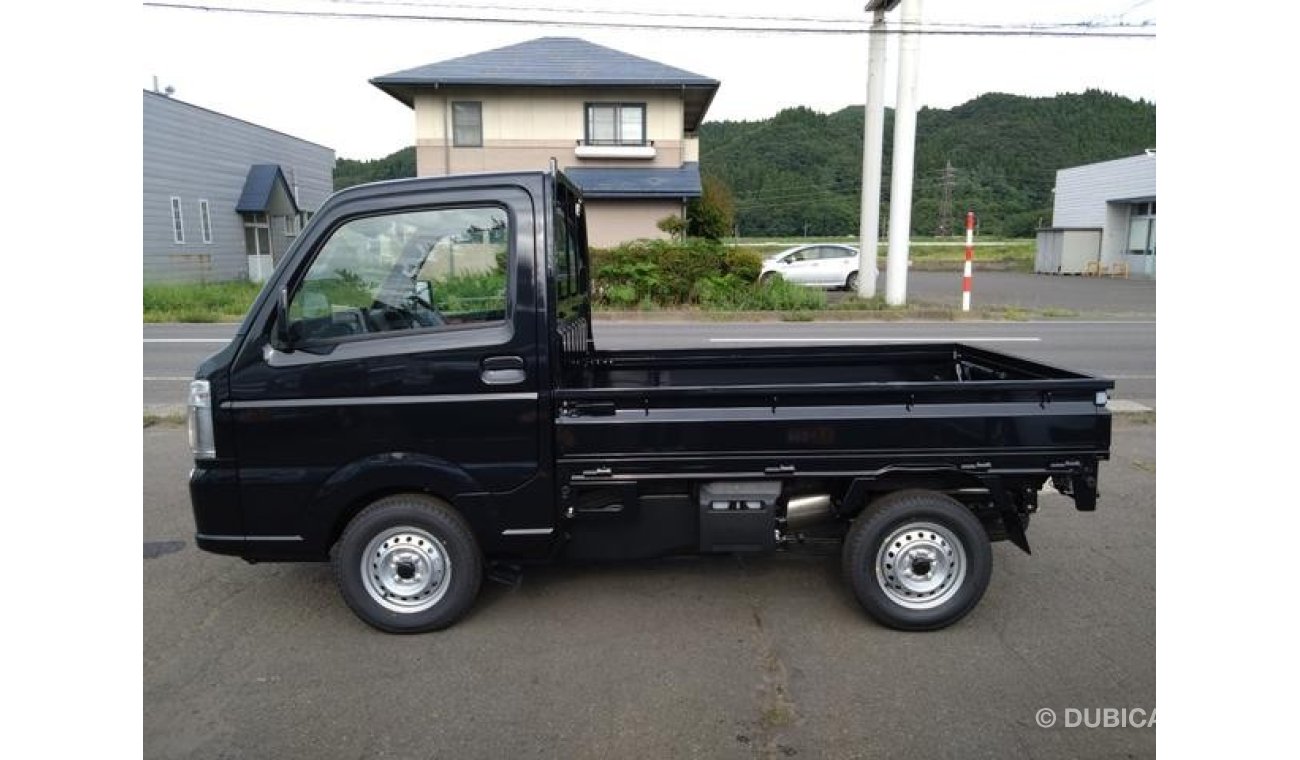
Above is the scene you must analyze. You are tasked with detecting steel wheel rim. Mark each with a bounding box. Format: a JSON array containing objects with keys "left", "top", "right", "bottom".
[
  {"left": 360, "top": 526, "right": 451, "bottom": 613},
  {"left": 875, "top": 521, "right": 967, "bottom": 610}
]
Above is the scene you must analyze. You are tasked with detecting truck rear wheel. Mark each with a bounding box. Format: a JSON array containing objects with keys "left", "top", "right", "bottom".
[
  {"left": 332, "top": 494, "right": 482, "bottom": 633},
  {"left": 841, "top": 489, "right": 992, "bottom": 631}
]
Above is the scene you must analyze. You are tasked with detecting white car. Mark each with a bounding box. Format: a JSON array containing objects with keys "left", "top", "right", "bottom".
[{"left": 759, "top": 243, "right": 863, "bottom": 290}]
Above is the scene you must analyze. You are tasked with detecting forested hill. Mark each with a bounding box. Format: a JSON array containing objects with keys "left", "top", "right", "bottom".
[
  {"left": 700, "top": 90, "right": 1155, "bottom": 237},
  {"left": 333, "top": 90, "right": 1154, "bottom": 238},
  {"left": 334, "top": 147, "right": 416, "bottom": 191}
]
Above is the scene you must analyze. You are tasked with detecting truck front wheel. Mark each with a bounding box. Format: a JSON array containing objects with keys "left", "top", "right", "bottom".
[
  {"left": 332, "top": 494, "right": 483, "bottom": 633},
  {"left": 841, "top": 489, "right": 992, "bottom": 631}
]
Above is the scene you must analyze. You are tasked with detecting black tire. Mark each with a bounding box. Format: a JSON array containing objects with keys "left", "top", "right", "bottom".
[
  {"left": 760, "top": 271, "right": 781, "bottom": 286},
  {"left": 845, "top": 271, "right": 859, "bottom": 291},
  {"left": 841, "top": 489, "right": 992, "bottom": 631},
  {"left": 332, "top": 494, "right": 483, "bottom": 633}
]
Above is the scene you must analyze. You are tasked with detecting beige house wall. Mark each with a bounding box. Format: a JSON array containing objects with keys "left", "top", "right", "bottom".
[
  {"left": 682, "top": 135, "right": 699, "bottom": 163},
  {"left": 413, "top": 88, "right": 689, "bottom": 176},
  {"left": 584, "top": 199, "right": 683, "bottom": 248}
]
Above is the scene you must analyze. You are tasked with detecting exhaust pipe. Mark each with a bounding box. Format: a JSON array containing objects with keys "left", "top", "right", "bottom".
[{"left": 784, "top": 494, "right": 833, "bottom": 531}]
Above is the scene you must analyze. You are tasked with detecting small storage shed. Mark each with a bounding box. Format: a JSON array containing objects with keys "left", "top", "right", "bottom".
[{"left": 1035, "top": 228, "right": 1102, "bottom": 274}]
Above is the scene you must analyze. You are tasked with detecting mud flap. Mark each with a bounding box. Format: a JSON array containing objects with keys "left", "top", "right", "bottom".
[
  {"left": 1000, "top": 510, "right": 1031, "bottom": 555},
  {"left": 1051, "top": 471, "right": 1098, "bottom": 512},
  {"left": 989, "top": 479, "right": 1032, "bottom": 555}
]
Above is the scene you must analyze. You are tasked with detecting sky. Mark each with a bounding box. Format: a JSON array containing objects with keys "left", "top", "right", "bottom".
[{"left": 140, "top": 0, "right": 1157, "bottom": 159}]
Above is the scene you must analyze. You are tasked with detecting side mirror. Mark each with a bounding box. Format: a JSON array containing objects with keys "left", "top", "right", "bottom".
[{"left": 270, "top": 287, "right": 294, "bottom": 353}]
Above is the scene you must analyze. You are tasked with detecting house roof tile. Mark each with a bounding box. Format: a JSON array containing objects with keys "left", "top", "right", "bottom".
[
  {"left": 372, "top": 37, "right": 718, "bottom": 130},
  {"left": 563, "top": 162, "right": 701, "bottom": 199}
]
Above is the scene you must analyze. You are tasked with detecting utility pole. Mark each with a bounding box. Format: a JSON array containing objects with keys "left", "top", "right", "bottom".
[
  {"left": 885, "top": 0, "right": 923, "bottom": 306},
  {"left": 935, "top": 160, "right": 956, "bottom": 237},
  {"left": 857, "top": 1, "right": 899, "bottom": 299}
]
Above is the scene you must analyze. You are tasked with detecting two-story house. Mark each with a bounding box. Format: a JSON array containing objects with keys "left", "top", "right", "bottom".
[{"left": 370, "top": 37, "right": 719, "bottom": 247}]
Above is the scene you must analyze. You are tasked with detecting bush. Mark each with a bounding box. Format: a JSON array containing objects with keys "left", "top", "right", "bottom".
[
  {"left": 591, "top": 238, "right": 759, "bottom": 306},
  {"left": 723, "top": 248, "right": 763, "bottom": 282},
  {"left": 697, "top": 275, "right": 825, "bottom": 311},
  {"left": 591, "top": 239, "right": 825, "bottom": 311},
  {"left": 655, "top": 215, "right": 686, "bottom": 240},
  {"left": 432, "top": 271, "right": 507, "bottom": 314}
]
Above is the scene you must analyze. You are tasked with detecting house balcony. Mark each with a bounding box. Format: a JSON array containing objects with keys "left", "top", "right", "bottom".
[{"left": 574, "top": 139, "right": 656, "bottom": 160}]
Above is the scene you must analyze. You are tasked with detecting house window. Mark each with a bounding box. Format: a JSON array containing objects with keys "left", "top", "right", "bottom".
[
  {"left": 452, "top": 101, "right": 482, "bottom": 147},
  {"left": 170, "top": 197, "right": 185, "bottom": 244},
  {"left": 285, "top": 213, "right": 300, "bottom": 237},
  {"left": 198, "top": 199, "right": 213, "bottom": 244},
  {"left": 585, "top": 103, "right": 646, "bottom": 146}
]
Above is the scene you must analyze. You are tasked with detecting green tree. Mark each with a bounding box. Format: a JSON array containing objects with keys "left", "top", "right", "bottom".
[
  {"left": 699, "top": 91, "right": 1155, "bottom": 237},
  {"left": 687, "top": 174, "right": 736, "bottom": 240},
  {"left": 333, "top": 147, "right": 416, "bottom": 190},
  {"left": 656, "top": 215, "right": 686, "bottom": 241}
]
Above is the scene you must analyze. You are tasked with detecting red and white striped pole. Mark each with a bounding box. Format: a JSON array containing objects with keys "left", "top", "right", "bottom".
[{"left": 961, "top": 211, "right": 975, "bottom": 312}]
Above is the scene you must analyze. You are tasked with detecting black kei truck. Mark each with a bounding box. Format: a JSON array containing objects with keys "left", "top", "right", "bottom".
[{"left": 187, "top": 170, "right": 1113, "bottom": 634}]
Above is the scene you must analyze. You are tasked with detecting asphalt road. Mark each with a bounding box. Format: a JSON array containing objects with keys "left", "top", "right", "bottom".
[
  {"left": 145, "top": 420, "right": 1156, "bottom": 759},
  {"left": 144, "top": 318, "right": 1156, "bottom": 411},
  {"left": 831, "top": 271, "right": 1157, "bottom": 315}
]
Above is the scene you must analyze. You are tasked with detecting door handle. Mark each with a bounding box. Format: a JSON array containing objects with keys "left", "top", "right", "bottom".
[{"left": 481, "top": 355, "right": 526, "bottom": 385}]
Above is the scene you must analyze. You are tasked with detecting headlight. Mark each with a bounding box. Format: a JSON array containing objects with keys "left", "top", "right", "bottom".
[{"left": 187, "top": 379, "right": 216, "bottom": 460}]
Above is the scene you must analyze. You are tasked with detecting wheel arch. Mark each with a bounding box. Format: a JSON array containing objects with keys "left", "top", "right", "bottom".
[
  {"left": 307, "top": 452, "right": 492, "bottom": 556},
  {"left": 839, "top": 469, "right": 991, "bottom": 520}
]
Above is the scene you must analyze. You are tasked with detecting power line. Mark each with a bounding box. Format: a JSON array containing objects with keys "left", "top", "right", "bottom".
[
  {"left": 734, "top": 192, "right": 863, "bottom": 212},
  {"left": 731, "top": 168, "right": 973, "bottom": 209},
  {"left": 323, "top": 0, "right": 894, "bottom": 25},
  {"left": 143, "top": 3, "right": 1157, "bottom": 37},
  {"left": 321, "top": 0, "right": 1154, "bottom": 31},
  {"left": 732, "top": 180, "right": 866, "bottom": 207}
]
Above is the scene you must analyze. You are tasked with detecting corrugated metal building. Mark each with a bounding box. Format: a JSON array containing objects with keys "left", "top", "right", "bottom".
[
  {"left": 1036, "top": 152, "right": 1156, "bottom": 278},
  {"left": 143, "top": 91, "right": 335, "bottom": 282}
]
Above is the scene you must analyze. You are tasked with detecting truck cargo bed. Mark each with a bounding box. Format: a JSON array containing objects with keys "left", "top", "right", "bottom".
[
  {"left": 555, "top": 343, "right": 1113, "bottom": 478},
  {"left": 561, "top": 343, "right": 1102, "bottom": 394}
]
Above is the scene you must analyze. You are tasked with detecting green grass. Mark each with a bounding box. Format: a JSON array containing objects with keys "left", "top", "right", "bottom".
[
  {"left": 982, "top": 305, "right": 1032, "bottom": 321},
  {"left": 726, "top": 235, "right": 1033, "bottom": 246},
  {"left": 699, "top": 277, "right": 826, "bottom": 312},
  {"left": 727, "top": 240, "right": 1036, "bottom": 273},
  {"left": 144, "top": 281, "right": 263, "bottom": 323}
]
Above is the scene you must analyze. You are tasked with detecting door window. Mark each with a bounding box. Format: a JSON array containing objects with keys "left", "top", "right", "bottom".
[{"left": 287, "top": 206, "right": 510, "bottom": 344}]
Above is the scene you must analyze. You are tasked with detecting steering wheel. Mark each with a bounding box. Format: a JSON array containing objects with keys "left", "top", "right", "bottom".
[{"left": 405, "top": 293, "right": 445, "bottom": 327}]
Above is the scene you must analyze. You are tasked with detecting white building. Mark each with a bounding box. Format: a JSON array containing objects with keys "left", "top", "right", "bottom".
[{"left": 1036, "top": 152, "right": 1156, "bottom": 278}]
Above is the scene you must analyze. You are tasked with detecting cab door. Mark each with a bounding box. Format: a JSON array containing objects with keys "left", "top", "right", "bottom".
[{"left": 225, "top": 183, "right": 546, "bottom": 552}]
